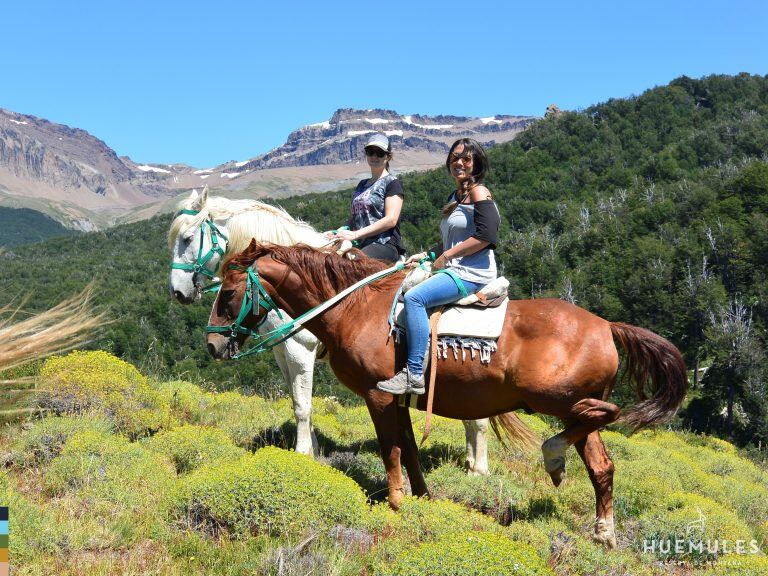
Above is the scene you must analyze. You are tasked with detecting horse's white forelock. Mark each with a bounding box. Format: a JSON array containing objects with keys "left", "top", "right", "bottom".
[{"left": 167, "top": 192, "right": 327, "bottom": 269}]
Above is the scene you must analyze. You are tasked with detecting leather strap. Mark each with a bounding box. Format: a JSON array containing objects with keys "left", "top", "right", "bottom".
[{"left": 421, "top": 306, "right": 444, "bottom": 446}]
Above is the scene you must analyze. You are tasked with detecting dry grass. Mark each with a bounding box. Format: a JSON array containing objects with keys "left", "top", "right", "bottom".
[{"left": 0, "top": 284, "right": 106, "bottom": 384}]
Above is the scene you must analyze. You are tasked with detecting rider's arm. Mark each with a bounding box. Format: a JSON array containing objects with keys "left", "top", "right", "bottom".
[{"left": 442, "top": 186, "right": 499, "bottom": 260}]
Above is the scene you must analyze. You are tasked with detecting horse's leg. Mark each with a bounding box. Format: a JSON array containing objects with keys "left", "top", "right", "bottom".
[
  {"left": 463, "top": 418, "right": 490, "bottom": 476},
  {"left": 575, "top": 431, "right": 617, "bottom": 549},
  {"left": 284, "top": 339, "right": 318, "bottom": 457},
  {"left": 398, "top": 405, "right": 428, "bottom": 497},
  {"left": 364, "top": 391, "right": 407, "bottom": 509},
  {"left": 542, "top": 398, "right": 620, "bottom": 487}
]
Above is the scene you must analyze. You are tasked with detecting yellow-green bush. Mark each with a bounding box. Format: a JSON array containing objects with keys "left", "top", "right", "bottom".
[
  {"left": 701, "top": 554, "right": 768, "bottom": 575},
  {"left": 382, "top": 531, "right": 554, "bottom": 576},
  {"left": 37, "top": 350, "right": 174, "bottom": 439},
  {"left": 312, "top": 399, "right": 377, "bottom": 448},
  {"left": 45, "top": 430, "right": 175, "bottom": 509},
  {"left": 199, "top": 391, "right": 291, "bottom": 449},
  {"left": 426, "top": 463, "right": 527, "bottom": 523},
  {"left": 176, "top": 446, "right": 369, "bottom": 537},
  {"left": 385, "top": 496, "right": 499, "bottom": 543},
  {"left": 612, "top": 456, "right": 684, "bottom": 520},
  {"left": 153, "top": 379, "right": 212, "bottom": 424},
  {"left": 325, "top": 450, "right": 387, "bottom": 499},
  {"left": 637, "top": 492, "right": 756, "bottom": 564},
  {"left": 11, "top": 414, "right": 113, "bottom": 467},
  {"left": 143, "top": 425, "right": 246, "bottom": 473}
]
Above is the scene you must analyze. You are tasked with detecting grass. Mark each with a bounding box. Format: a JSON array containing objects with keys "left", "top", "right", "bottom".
[{"left": 4, "top": 351, "right": 768, "bottom": 575}]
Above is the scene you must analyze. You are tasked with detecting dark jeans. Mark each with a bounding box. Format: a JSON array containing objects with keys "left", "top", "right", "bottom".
[{"left": 361, "top": 242, "right": 400, "bottom": 263}]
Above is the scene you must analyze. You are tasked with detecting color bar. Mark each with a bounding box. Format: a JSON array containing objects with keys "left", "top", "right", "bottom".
[{"left": 0, "top": 506, "right": 7, "bottom": 576}]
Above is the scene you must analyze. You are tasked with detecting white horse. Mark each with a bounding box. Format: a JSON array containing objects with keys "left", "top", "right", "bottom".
[{"left": 168, "top": 188, "right": 491, "bottom": 473}]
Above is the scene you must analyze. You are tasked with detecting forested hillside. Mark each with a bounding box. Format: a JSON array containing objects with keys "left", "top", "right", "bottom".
[
  {"left": 0, "top": 207, "right": 77, "bottom": 247},
  {"left": 2, "top": 74, "right": 766, "bottom": 447}
]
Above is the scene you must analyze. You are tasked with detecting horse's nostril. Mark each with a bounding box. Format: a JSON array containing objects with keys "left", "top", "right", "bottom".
[{"left": 207, "top": 343, "right": 217, "bottom": 357}]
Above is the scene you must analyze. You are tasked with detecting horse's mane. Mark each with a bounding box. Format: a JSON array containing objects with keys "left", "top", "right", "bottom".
[
  {"left": 167, "top": 194, "right": 326, "bottom": 269},
  {"left": 227, "top": 243, "right": 404, "bottom": 308}
]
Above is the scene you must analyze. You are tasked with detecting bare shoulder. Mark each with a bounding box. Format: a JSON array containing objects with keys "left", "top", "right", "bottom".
[{"left": 470, "top": 185, "right": 493, "bottom": 202}]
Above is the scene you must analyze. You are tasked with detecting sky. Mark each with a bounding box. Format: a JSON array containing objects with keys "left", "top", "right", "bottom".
[{"left": 1, "top": 0, "right": 766, "bottom": 168}]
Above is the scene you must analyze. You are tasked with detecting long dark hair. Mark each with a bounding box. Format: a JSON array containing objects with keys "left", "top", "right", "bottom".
[{"left": 442, "top": 138, "right": 489, "bottom": 215}]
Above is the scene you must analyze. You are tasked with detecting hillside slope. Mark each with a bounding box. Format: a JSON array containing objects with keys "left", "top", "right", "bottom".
[{"left": 1, "top": 74, "right": 766, "bottom": 444}]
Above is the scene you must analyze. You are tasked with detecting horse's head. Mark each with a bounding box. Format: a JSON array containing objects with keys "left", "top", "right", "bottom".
[
  {"left": 168, "top": 187, "right": 229, "bottom": 303},
  {"left": 205, "top": 239, "right": 280, "bottom": 359}
]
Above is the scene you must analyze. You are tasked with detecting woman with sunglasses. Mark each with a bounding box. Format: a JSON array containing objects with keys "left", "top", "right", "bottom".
[
  {"left": 377, "top": 138, "right": 500, "bottom": 395},
  {"left": 325, "top": 133, "right": 405, "bottom": 262}
]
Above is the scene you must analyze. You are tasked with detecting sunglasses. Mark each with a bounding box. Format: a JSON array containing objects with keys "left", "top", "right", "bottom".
[{"left": 365, "top": 147, "right": 388, "bottom": 158}]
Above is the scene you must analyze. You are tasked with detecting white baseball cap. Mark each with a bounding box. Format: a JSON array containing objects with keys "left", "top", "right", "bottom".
[{"left": 365, "top": 133, "right": 390, "bottom": 152}]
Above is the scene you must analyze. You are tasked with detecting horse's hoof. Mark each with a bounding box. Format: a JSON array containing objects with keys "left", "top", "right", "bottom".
[
  {"left": 548, "top": 467, "right": 566, "bottom": 487},
  {"left": 593, "top": 518, "right": 617, "bottom": 549},
  {"left": 542, "top": 436, "right": 568, "bottom": 487},
  {"left": 593, "top": 531, "right": 618, "bottom": 549}
]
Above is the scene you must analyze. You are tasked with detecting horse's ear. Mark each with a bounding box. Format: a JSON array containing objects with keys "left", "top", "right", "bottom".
[
  {"left": 246, "top": 238, "right": 259, "bottom": 251},
  {"left": 188, "top": 188, "right": 199, "bottom": 205},
  {"left": 200, "top": 185, "right": 209, "bottom": 206}
]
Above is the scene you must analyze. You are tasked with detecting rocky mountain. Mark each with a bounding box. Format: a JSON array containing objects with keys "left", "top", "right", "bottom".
[
  {"left": 0, "top": 108, "right": 176, "bottom": 229},
  {"left": 222, "top": 108, "right": 535, "bottom": 171},
  {"left": 0, "top": 107, "right": 537, "bottom": 230}
]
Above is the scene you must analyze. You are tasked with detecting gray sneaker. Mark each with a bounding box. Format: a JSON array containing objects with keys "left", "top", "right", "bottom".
[
  {"left": 376, "top": 368, "right": 426, "bottom": 395},
  {"left": 407, "top": 371, "right": 426, "bottom": 395}
]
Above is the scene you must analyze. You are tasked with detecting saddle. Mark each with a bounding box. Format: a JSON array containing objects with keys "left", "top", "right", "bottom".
[{"left": 394, "top": 276, "right": 509, "bottom": 340}]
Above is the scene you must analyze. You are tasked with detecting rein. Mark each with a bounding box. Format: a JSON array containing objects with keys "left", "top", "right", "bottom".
[
  {"left": 207, "top": 260, "right": 405, "bottom": 359},
  {"left": 171, "top": 209, "right": 228, "bottom": 292},
  {"left": 205, "top": 261, "right": 284, "bottom": 341}
]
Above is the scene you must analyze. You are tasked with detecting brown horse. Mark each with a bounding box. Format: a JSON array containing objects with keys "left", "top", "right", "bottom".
[{"left": 206, "top": 241, "right": 687, "bottom": 548}]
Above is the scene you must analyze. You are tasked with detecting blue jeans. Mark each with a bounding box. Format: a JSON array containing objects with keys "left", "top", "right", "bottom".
[{"left": 404, "top": 272, "right": 484, "bottom": 376}]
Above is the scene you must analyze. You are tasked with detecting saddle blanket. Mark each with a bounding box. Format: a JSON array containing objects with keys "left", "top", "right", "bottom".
[{"left": 393, "top": 298, "right": 508, "bottom": 339}]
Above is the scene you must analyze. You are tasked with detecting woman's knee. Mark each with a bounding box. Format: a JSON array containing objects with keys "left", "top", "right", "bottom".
[{"left": 404, "top": 289, "right": 424, "bottom": 309}]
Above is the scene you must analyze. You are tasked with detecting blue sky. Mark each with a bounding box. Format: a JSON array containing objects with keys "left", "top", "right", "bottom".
[{"left": 2, "top": 1, "right": 765, "bottom": 167}]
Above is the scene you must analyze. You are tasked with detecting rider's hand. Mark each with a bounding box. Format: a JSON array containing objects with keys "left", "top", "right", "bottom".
[
  {"left": 322, "top": 230, "right": 335, "bottom": 239},
  {"left": 432, "top": 255, "right": 448, "bottom": 271},
  {"left": 334, "top": 229, "right": 357, "bottom": 241},
  {"left": 405, "top": 252, "right": 428, "bottom": 267}
]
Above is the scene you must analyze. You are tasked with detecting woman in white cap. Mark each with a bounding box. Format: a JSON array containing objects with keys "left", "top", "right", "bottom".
[{"left": 326, "top": 133, "right": 405, "bottom": 262}]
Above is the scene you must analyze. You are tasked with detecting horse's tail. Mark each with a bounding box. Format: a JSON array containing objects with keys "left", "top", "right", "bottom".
[
  {"left": 490, "top": 412, "right": 540, "bottom": 451},
  {"left": 610, "top": 322, "right": 688, "bottom": 433}
]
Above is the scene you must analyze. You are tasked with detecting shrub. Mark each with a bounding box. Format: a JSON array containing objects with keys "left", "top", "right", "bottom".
[
  {"left": 386, "top": 496, "right": 498, "bottom": 543},
  {"left": 325, "top": 450, "right": 388, "bottom": 499},
  {"left": 426, "top": 463, "right": 526, "bottom": 523},
  {"left": 45, "top": 430, "right": 175, "bottom": 509},
  {"left": 383, "top": 531, "right": 554, "bottom": 576},
  {"left": 154, "top": 379, "right": 212, "bottom": 424},
  {"left": 144, "top": 425, "right": 246, "bottom": 473},
  {"left": 313, "top": 399, "right": 377, "bottom": 449},
  {"left": 612, "top": 456, "right": 684, "bottom": 520},
  {"left": 11, "top": 414, "right": 113, "bottom": 467},
  {"left": 199, "top": 391, "right": 292, "bottom": 449},
  {"left": 37, "top": 350, "right": 174, "bottom": 439},
  {"left": 176, "top": 446, "right": 369, "bottom": 538},
  {"left": 700, "top": 555, "right": 768, "bottom": 576},
  {"left": 636, "top": 492, "right": 756, "bottom": 564}
]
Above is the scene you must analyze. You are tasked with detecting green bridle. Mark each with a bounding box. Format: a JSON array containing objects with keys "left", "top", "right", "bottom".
[
  {"left": 205, "top": 262, "right": 283, "bottom": 343},
  {"left": 171, "top": 209, "right": 229, "bottom": 290},
  {"left": 206, "top": 258, "right": 405, "bottom": 360}
]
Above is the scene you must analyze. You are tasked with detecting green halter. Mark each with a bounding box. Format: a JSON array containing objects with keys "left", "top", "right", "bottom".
[
  {"left": 171, "top": 209, "right": 229, "bottom": 291},
  {"left": 205, "top": 262, "right": 283, "bottom": 341},
  {"left": 206, "top": 259, "right": 405, "bottom": 360}
]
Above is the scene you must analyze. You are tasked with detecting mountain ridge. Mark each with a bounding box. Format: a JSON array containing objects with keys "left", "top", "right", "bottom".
[{"left": 0, "top": 107, "right": 535, "bottom": 230}]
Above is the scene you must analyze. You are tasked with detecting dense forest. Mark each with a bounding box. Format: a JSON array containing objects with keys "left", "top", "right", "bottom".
[
  {"left": 2, "top": 73, "right": 766, "bottom": 447},
  {"left": 0, "top": 207, "right": 77, "bottom": 247}
]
